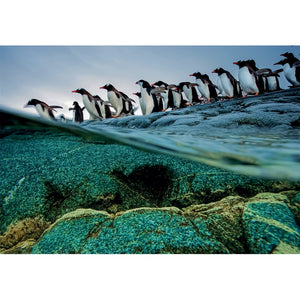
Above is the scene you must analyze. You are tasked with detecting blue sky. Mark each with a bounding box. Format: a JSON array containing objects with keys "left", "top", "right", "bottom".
[{"left": 1, "top": 45, "right": 300, "bottom": 119}]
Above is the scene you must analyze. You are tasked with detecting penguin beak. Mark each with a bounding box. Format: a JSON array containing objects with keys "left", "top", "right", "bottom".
[
  {"left": 189, "top": 74, "right": 194, "bottom": 76},
  {"left": 100, "top": 86, "right": 105, "bottom": 89},
  {"left": 135, "top": 81, "right": 139, "bottom": 84},
  {"left": 212, "top": 70, "right": 216, "bottom": 73},
  {"left": 133, "top": 93, "right": 137, "bottom": 95},
  {"left": 24, "top": 103, "right": 29, "bottom": 108},
  {"left": 151, "top": 84, "right": 155, "bottom": 86},
  {"left": 72, "top": 90, "right": 77, "bottom": 93},
  {"left": 233, "top": 62, "right": 238, "bottom": 65}
]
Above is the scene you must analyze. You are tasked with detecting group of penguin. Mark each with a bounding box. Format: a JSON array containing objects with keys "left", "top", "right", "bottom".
[{"left": 25, "top": 52, "right": 300, "bottom": 123}]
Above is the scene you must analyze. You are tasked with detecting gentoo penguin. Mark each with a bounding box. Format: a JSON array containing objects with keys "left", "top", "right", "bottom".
[
  {"left": 69, "top": 101, "right": 85, "bottom": 123},
  {"left": 274, "top": 57, "right": 300, "bottom": 87},
  {"left": 118, "top": 91, "right": 135, "bottom": 115},
  {"left": 177, "top": 82, "right": 200, "bottom": 105},
  {"left": 212, "top": 68, "right": 242, "bottom": 98},
  {"left": 189, "top": 72, "right": 218, "bottom": 102},
  {"left": 72, "top": 88, "right": 102, "bottom": 120},
  {"left": 255, "top": 68, "right": 282, "bottom": 92},
  {"left": 93, "top": 95, "right": 113, "bottom": 119},
  {"left": 24, "top": 99, "right": 63, "bottom": 121},
  {"left": 233, "top": 60, "right": 260, "bottom": 97},
  {"left": 246, "top": 59, "right": 266, "bottom": 94},
  {"left": 280, "top": 52, "right": 299, "bottom": 62},
  {"left": 100, "top": 84, "right": 134, "bottom": 117},
  {"left": 152, "top": 81, "right": 174, "bottom": 110},
  {"left": 136, "top": 79, "right": 159, "bottom": 115},
  {"left": 167, "top": 84, "right": 184, "bottom": 108}
]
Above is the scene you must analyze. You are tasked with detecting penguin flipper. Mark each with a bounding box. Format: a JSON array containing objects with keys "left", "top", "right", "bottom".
[
  {"left": 273, "top": 68, "right": 283, "bottom": 74},
  {"left": 95, "top": 102, "right": 102, "bottom": 118},
  {"left": 69, "top": 107, "right": 75, "bottom": 111},
  {"left": 50, "top": 105, "right": 63, "bottom": 109}
]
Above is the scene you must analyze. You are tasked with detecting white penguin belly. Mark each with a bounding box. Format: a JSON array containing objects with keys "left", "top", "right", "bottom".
[
  {"left": 196, "top": 79, "right": 210, "bottom": 100},
  {"left": 216, "top": 77, "right": 225, "bottom": 96},
  {"left": 284, "top": 64, "right": 299, "bottom": 86},
  {"left": 238, "top": 67, "right": 258, "bottom": 94},
  {"left": 220, "top": 74, "right": 234, "bottom": 97},
  {"left": 140, "top": 88, "right": 154, "bottom": 115},
  {"left": 183, "top": 86, "right": 193, "bottom": 103},
  {"left": 172, "top": 91, "right": 181, "bottom": 108},
  {"left": 35, "top": 104, "right": 52, "bottom": 120},
  {"left": 82, "top": 95, "right": 99, "bottom": 119},
  {"left": 162, "top": 92, "right": 168, "bottom": 110},
  {"left": 267, "top": 76, "right": 277, "bottom": 91},
  {"left": 107, "top": 91, "right": 123, "bottom": 115}
]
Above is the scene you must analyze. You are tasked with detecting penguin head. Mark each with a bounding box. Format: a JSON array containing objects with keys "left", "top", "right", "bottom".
[
  {"left": 100, "top": 84, "right": 114, "bottom": 91},
  {"left": 189, "top": 72, "right": 202, "bottom": 78},
  {"left": 72, "top": 101, "right": 79, "bottom": 106},
  {"left": 25, "top": 99, "right": 43, "bottom": 107},
  {"left": 212, "top": 68, "right": 225, "bottom": 75},
  {"left": 72, "top": 88, "right": 88, "bottom": 95},
  {"left": 280, "top": 52, "right": 295, "bottom": 59},
  {"left": 152, "top": 81, "right": 168, "bottom": 88},
  {"left": 136, "top": 80, "right": 151, "bottom": 88},
  {"left": 133, "top": 92, "right": 141, "bottom": 98}
]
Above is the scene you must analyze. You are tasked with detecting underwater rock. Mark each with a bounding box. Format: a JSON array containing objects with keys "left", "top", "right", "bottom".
[
  {"left": 0, "top": 216, "right": 50, "bottom": 253},
  {"left": 31, "top": 207, "right": 229, "bottom": 254},
  {"left": 243, "top": 193, "right": 300, "bottom": 254},
  {"left": 29, "top": 192, "right": 300, "bottom": 254}
]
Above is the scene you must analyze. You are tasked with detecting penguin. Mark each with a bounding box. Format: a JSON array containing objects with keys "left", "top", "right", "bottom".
[
  {"left": 167, "top": 84, "right": 185, "bottom": 108},
  {"left": 69, "top": 101, "right": 85, "bottom": 123},
  {"left": 274, "top": 57, "right": 300, "bottom": 87},
  {"left": 212, "top": 68, "right": 242, "bottom": 98},
  {"left": 177, "top": 82, "right": 200, "bottom": 105},
  {"left": 136, "top": 79, "right": 159, "bottom": 115},
  {"left": 233, "top": 60, "right": 260, "bottom": 97},
  {"left": 72, "top": 88, "right": 102, "bottom": 120},
  {"left": 100, "top": 84, "right": 134, "bottom": 117},
  {"left": 118, "top": 91, "right": 135, "bottom": 115},
  {"left": 152, "top": 81, "right": 174, "bottom": 110},
  {"left": 280, "top": 52, "right": 299, "bottom": 62},
  {"left": 255, "top": 68, "right": 282, "bottom": 92},
  {"left": 189, "top": 72, "right": 218, "bottom": 102},
  {"left": 246, "top": 59, "right": 266, "bottom": 94},
  {"left": 93, "top": 95, "right": 113, "bottom": 119},
  {"left": 24, "top": 99, "right": 63, "bottom": 121}
]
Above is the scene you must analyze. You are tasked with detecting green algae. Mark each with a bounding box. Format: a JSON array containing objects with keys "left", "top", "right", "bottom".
[
  {"left": 1, "top": 128, "right": 300, "bottom": 236},
  {"left": 243, "top": 195, "right": 300, "bottom": 254}
]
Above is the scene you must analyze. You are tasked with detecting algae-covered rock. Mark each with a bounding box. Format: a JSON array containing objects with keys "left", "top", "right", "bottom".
[
  {"left": 1, "top": 191, "right": 299, "bottom": 254},
  {"left": 183, "top": 196, "right": 247, "bottom": 253},
  {"left": 0, "top": 216, "right": 50, "bottom": 253},
  {"left": 32, "top": 207, "right": 229, "bottom": 254},
  {"left": 243, "top": 193, "right": 300, "bottom": 254}
]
